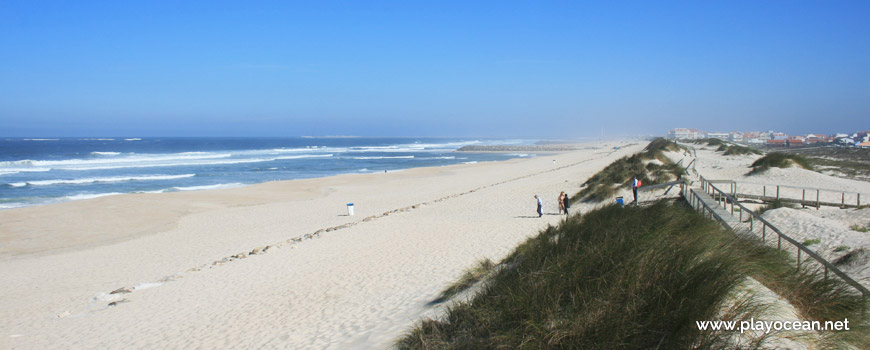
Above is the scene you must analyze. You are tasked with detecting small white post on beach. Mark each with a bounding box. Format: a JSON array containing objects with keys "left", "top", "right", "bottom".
[{"left": 347, "top": 203, "right": 355, "bottom": 216}]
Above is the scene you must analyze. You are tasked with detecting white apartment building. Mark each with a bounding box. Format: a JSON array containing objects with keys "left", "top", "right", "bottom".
[
  {"left": 707, "top": 132, "right": 729, "bottom": 140},
  {"left": 667, "top": 128, "right": 702, "bottom": 140}
]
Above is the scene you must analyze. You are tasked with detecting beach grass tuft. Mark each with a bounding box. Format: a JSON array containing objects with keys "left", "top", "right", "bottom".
[
  {"left": 693, "top": 138, "right": 727, "bottom": 147},
  {"left": 748, "top": 153, "right": 813, "bottom": 175},
  {"left": 802, "top": 238, "right": 821, "bottom": 246},
  {"left": 722, "top": 144, "right": 763, "bottom": 156},
  {"left": 756, "top": 199, "right": 796, "bottom": 215},
  {"left": 436, "top": 258, "right": 496, "bottom": 301},
  {"left": 396, "top": 200, "right": 870, "bottom": 349}
]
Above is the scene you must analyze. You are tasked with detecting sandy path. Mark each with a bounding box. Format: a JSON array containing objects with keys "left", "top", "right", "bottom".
[{"left": 0, "top": 141, "right": 642, "bottom": 349}]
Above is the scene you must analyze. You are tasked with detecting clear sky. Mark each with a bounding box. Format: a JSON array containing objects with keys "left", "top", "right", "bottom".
[{"left": 1, "top": 1, "right": 868, "bottom": 138}]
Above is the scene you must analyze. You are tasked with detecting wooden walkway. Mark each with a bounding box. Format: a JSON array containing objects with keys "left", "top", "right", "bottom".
[{"left": 685, "top": 185, "right": 744, "bottom": 232}]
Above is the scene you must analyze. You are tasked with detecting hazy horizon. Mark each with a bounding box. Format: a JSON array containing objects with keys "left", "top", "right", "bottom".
[{"left": 2, "top": 1, "right": 868, "bottom": 138}]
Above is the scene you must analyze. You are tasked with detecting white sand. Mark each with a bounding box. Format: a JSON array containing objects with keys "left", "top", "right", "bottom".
[{"left": 0, "top": 141, "right": 644, "bottom": 349}]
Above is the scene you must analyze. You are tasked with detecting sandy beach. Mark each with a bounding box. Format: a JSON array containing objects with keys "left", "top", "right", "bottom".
[{"left": 0, "top": 141, "right": 642, "bottom": 349}]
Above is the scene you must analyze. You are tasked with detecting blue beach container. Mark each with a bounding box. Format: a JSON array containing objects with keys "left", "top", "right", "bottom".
[{"left": 616, "top": 197, "right": 624, "bottom": 207}]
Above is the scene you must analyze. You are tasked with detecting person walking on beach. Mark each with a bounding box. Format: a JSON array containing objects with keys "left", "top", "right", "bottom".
[
  {"left": 562, "top": 191, "right": 571, "bottom": 216},
  {"left": 631, "top": 176, "right": 641, "bottom": 205},
  {"left": 534, "top": 195, "right": 543, "bottom": 217},
  {"left": 558, "top": 192, "right": 566, "bottom": 215}
]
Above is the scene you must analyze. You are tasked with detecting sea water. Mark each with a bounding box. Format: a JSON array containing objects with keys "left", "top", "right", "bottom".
[{"left": 0, "top": 137, "right": 537, "bottom": 209}]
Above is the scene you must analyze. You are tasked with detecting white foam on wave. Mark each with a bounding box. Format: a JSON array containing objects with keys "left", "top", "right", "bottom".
[
  {"left": 0, "top": 168, "right": 52, "bottom": 176},
  {"left": 65, "top": 192, "right": 124, "bottom": 201},
  {"left": 10, "top": 174, "right": 196, "bottom": 187},
  {"left": 463, "top": 161, "right": 479, "bottom": 164},
  {"left": 352, "top": 156, "right": 415, "bottom": 160},
  {"left": 275, "top": 154, "right": 333, "bottom": 160},
  {"left": 23, "top": 138, "right": 59, "bottom": 141},
  {"left": 172, "top": 183, "right": 246, "bottom": 191},
  {"left": 124, "top": 138, "right": 142, "bottom": 141},
  {"left": 4, "top": 153, "right": 335, "bottom": 171},
  {"left": 0, "top": 203, "right": 27, "bottom": 209},
  {"left": 30, "top": 153, "right": 233, "bottom": 167},
  {"left": 90, "top": 151, "right": 122, "bottom": 156}
]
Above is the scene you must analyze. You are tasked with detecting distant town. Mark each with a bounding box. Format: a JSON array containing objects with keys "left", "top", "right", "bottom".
[{"left": 666, "top": 128, "right": 870, "bottom": 148}]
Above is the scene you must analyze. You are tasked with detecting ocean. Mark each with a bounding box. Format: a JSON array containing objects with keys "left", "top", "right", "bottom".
[{"left": 0, "top": 137, "right": 537, "bottom": 209}]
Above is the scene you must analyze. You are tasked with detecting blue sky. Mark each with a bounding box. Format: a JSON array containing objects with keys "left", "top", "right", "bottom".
[{"left": 1, "top": 1, "right": 868, "bottom": 138}]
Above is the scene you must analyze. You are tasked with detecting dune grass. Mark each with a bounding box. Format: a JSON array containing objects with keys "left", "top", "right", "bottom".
[
  {"left": 748, "top": 153, "right": 813, "bottom": 175},
  {"left": 436, "top": 258, "right": 495, "bottom": 302},
  {"left": 756, "top": 199, "right": 796, "bottom": 215},
  {"left": 694, "top": 138, "right": 727, "bottom": 147},
  {"left": 722, "top": 144, "right": 763, "bottom": 156},
  {"left": 396, "top": 201, "right": 870, "bottom": 349},
  {"left": 573, "top": 138, "right": 685, "bottom": 202}
]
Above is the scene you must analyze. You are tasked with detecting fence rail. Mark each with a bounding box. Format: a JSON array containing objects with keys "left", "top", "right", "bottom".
[
  {"left": 687, "top": 178, "right": 870, "bottom": 299},
  {"left": 700, "top": 176, "right": 866, "bottom": 209},
  {"left": 736, "top": 183, "right": 863, "bottom": 209}
]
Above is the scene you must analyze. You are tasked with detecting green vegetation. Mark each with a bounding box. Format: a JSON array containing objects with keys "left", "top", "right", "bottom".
[
  {"left": 778, "top": 147, "right": 870, "bottom": 182},
  {"left": 834, "top": 246, "right": 850, "bottom": 253},
  {"left": 722, "top": 144, "right": 762, "bottom": 156},
  {"left": 573, "top": 138, "right": 685, "bottom": 202},
  {"left": 802, "top": 238, "right": 821, "bottom": 246},
  {"left": 693, "top": 138, "right": 727, "bottom": 147},
  {"left": 436, "top": 258, "right": 495, "bottom": 302},
  {"left": 755, "top": 199, "right": 796, "bottom": 215},
  {"left": 748, "top": 153, "right": 813, "bottom": 175},
  {"left": 850, "top": 225, "right": 869, "bottom": 233},
  {"left": 397, "top": 201, "right": 869, "bottom": 349}
]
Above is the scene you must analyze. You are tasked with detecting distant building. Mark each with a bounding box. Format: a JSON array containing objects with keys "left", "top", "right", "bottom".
[
  {"left": 707, "top": 132, "right": 729, "bottom": 140},
  {"left": 771, "top": 132, "right": 788, "bottom": 140},
  {"left": 744, "top": 131, "right": 769, "bottom": 144},
  {"left": 667, "top": 128, "right": 702, "bottom": 140},
  {"left": 729, "top": 132, "right": 744, "bottom": 142},
  {"left": 837, "top": 138, "right": 856, "bottom": 145},
  {"left": 767, "top": 139, "right": 787, "bottom": 147},
  {"left": 858, "top": 141, "right": 870, "bottom": 149},
  {"left": 805, "top": 134, "right": 828, "bottom": 144}
]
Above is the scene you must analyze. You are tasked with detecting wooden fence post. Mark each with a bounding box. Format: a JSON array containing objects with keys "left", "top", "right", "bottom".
[
  {"left": 797, "top": 249, "right": 802, "bottom": 270},
  {"left": 777, "top": 186, "right": 780, "bottom": 199}
]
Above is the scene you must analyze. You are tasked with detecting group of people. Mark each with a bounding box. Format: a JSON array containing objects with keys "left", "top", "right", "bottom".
[
  {"left": 533, "top": 192, "right": 571, "bottom": 218},
  {"left": 534, "top": 176, "right": 642, "bottom": 216}
]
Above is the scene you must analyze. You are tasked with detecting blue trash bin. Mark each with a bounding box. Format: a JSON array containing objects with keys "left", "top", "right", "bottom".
[{"left": 616, "top": 197, "right": 624, "bottom": 207}]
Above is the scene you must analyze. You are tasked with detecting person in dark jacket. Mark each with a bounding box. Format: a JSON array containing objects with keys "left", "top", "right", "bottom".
[{"left": 562, "top": 191, "right": 571, "bottom": 215}]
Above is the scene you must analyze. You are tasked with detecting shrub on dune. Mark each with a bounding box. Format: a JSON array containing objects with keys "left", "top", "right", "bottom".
[{"left": 748, "top": 153, "right": 812, "bottom": 175}]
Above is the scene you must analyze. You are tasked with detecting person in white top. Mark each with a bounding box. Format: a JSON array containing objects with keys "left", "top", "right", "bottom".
[
  {"left": 534, "top": 195, "right": 543, "bottom": 217},
  {"left": 631, "top": 176, "right": 640, "bottom": 205}
]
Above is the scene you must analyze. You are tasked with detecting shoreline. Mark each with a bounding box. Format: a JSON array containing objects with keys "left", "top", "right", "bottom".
[{"left": 0, "top": 140, "right": 642, "bottom": 349}]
